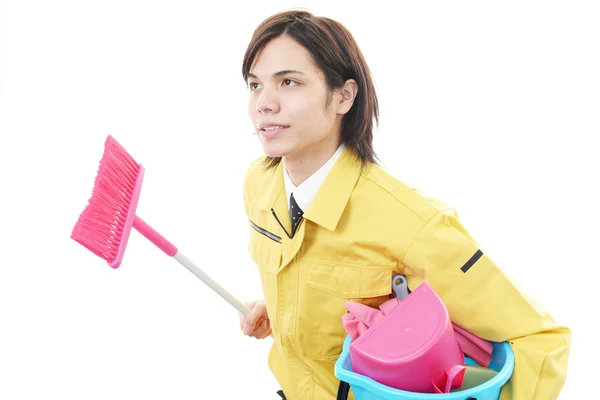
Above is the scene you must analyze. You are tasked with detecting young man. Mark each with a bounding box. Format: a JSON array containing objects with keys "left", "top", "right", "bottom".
[{"left": 239, "top": 9, "right": 571, "bottom": 400}]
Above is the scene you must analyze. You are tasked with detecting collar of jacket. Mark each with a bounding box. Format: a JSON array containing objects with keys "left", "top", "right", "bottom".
[{"left": 252, "top": 146, "right": 370, "bottom": 233}]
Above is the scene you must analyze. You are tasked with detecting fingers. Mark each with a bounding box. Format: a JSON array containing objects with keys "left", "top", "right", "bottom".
[
  {"left": 239, "top": 312, "right": 246, "bottom": 331},
  {"left": 239, "top": 300, "right": 260, "bottom": 330},
  {"left": 252, "top": 318, "right": 272, "bottom": 339},
  {"left": 243, "top": 301, "right": 267, "bottom": 335},
  {"left": 239, "top": 300, "right": 271, "bottom": 339}
]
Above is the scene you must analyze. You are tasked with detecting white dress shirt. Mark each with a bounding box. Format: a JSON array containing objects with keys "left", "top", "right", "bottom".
[{"left": 283, "top": 143, "right": 345, "bottom": 214}]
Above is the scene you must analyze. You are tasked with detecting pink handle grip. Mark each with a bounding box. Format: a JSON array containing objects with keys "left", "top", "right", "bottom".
[{"left": 133, "top": 216, "right": 178, "bottom": 257}]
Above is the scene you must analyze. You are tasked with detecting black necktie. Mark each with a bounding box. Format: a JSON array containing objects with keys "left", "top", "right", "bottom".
[{"left": 290, "top": 192, "right": 304, "bottom": 236}]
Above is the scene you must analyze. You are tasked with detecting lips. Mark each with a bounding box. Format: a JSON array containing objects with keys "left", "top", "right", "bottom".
[
  {"left": 260, "top": 124, "right": 290, "bottom": 131},
  {"left": 258, "top": 124, "right": 290, "bottom": 138}
]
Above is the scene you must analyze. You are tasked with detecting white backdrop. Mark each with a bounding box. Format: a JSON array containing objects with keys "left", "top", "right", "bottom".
[{"left": 1, "top": 1, "right": 598, "bottom": 399}]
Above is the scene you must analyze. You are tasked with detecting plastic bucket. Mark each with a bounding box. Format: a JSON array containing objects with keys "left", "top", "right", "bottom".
[
  {"left": 335, "top": 335, "right": 514, "bottom": 400},
  {"left": 349, "top": 283, "right": 465, "bottom": 393}
]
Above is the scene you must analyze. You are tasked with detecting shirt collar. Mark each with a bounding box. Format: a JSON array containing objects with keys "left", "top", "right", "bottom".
[
  {"left": 283, "top": 143, "right": 345, "bottom": 212},
  {"left": 252, "top": 144, "right": 368, "bottom": 232}
]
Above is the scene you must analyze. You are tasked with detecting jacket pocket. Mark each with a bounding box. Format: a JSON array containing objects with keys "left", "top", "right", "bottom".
[
  {"left": 248, "top": 219, "right": 282, "bottom": 330},
  {"left": 297, "top": 259, "right": 393, "bottom": 361}
]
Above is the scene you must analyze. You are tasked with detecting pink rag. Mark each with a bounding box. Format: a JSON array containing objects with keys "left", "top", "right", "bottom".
[{"left": 342, "top": 299, "right": 493, "bottom": 367}]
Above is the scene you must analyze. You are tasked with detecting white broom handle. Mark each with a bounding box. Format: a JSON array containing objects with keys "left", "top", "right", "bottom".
[
  {"left": 173, "top": 251, "right": 252, "bottom": 317},
  {"left": 132, "top": 217, "right": 254, "bottom": 319}
]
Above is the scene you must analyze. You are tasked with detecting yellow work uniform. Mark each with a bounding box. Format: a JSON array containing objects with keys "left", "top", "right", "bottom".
[{"left": 243, "top": 147, "right": 571, "bottom": 399}]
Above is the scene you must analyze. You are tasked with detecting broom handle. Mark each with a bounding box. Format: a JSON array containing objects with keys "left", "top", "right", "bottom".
[
  {"left": 133, "top": 216, "right": 178, "bottom": 256},
  {"left": 172, "top": 251, "right": 252, "bottom": 318},
  {"left": 133, "top": 216, "right": 252, "bottom": 317}
]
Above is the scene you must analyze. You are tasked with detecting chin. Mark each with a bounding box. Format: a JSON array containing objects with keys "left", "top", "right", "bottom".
[
  {"left": 261, "top": 142, "right": 291, "bottom": 158},
  {"left": 263, "top": 149, "right": 287, "bottom": 158}
]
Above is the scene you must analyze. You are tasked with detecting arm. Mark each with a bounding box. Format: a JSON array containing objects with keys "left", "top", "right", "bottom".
[{"left": 403, "top": 208, "right": 571, "bottom": 399}]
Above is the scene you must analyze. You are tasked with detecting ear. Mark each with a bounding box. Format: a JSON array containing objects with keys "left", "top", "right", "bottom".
[{"left": 336, "top": 79, "right": 358, "bottom": 115}]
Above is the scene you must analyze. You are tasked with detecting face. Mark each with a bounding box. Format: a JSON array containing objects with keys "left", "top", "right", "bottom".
[{"left": 247, "top": 35, "right": 353, "bottom": 161}]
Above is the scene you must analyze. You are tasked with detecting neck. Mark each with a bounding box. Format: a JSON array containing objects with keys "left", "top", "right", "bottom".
[{"left": 283, "top": 135, "right": 340, "bottom": 187}]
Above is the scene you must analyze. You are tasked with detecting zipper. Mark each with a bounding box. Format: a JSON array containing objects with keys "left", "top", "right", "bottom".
[{"left": 250, "top": 220, "right": 282, "bottom": 243}]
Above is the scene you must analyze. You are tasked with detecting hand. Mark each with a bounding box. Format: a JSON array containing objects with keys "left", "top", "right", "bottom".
[{"left": 239, "top": 299, "right": 272, "bottom": 339}]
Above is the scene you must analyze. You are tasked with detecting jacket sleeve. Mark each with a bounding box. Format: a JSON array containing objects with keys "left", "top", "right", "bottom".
[{"left": 403, "top": 208, "right": 572, "bottom": 399}]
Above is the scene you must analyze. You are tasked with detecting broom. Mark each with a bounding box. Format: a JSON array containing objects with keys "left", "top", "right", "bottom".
[{"left": 71, "top": 135, "right": 252, "bottom": 318}]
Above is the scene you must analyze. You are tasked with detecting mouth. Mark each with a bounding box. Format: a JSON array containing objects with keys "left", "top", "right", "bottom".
[{"left": 259, "top": 125, "right": 289, "bottom": 138}]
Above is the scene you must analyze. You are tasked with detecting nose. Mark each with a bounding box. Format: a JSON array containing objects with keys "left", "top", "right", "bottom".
[{"left": 256, "top": 87, "right": 280, "bottom": 114}]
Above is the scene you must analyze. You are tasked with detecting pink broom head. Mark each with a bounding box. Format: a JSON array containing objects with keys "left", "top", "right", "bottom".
[{"left": 71, "top": 135, "right": 144, "bottom": 269}]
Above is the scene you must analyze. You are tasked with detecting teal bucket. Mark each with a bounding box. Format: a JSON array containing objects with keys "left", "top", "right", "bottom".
[{"left": 334, "top": 336, "right": 514, "bottom": 400}]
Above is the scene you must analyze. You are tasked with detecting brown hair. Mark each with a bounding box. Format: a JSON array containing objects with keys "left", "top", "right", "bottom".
[{"left": 242, "top": 9, "right": 379, "bottom": 169}]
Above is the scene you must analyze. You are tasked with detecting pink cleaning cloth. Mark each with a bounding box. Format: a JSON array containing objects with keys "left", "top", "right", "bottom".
[
  {"left": 343, "top": 299, "right": 493, "bottom": 367},
  {"left": 342, "top": 298, "right": 398, "bottom": 340},
  {"left": 452, "top": 323, "right": 493, "bottom": 367}
]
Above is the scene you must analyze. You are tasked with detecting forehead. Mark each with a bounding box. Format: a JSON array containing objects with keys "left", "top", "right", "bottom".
[{"left": 250, "top": 35, "right": 319, "bottom": 78}]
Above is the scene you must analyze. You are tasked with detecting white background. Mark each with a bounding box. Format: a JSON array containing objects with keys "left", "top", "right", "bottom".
[{"left": 1, "top": 1, "right": 598, "bottom": 399}]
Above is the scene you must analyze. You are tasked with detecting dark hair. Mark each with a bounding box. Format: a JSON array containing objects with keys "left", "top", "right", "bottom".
[{"left": 242, "top": 9, "right": 379, "bottom": 169}]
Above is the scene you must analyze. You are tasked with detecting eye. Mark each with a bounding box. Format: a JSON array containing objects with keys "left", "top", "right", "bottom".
[
  {"left": 248, "top": 82, "right": 262, "bottom": 91},
  {"left": 282, "top": 79, "right": 298, "bottom": 87}
]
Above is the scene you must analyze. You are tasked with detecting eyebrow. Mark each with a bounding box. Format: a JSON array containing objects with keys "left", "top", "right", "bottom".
[{"left": 247, "top": 70, "right": 306, "bottom": 80}]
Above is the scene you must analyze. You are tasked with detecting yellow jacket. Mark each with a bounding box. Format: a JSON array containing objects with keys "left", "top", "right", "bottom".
[{"left": 243, "top": 147, "right": 571, "bottom": 399}]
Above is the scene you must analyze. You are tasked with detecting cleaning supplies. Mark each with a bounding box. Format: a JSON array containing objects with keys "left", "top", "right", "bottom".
[
  {"left": 347, "top": 282, "right": 465, "bottom": 393},
  {"left": 342, "top": 274, "right": 502, "bottom": 394},
  {"left": 393, "top": 274, "right": 493, "bottom": 367},
  {"left": 452, "top": 366, "right": 499, "bottom": 392},
  {"left": 71, "top": 135, "right": 252, "bottom": 317}
]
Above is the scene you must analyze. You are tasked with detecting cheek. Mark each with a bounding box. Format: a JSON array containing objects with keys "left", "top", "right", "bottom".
[
  {"left": 295, "top": 100, "right": 334, "bottom": 135},
  {"left": 248, "top": 105, "right": 262, "bottom": 132},
  {"left": 288, "top": 97, "right": 323, "bottom": 125},
  {"left": 247, "top": 98, "right": 256, "bottom": 120}
]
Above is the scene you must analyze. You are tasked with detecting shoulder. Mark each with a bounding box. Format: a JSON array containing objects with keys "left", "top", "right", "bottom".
[
  {"left": 243, "top": 155, "right": 275, "bottom": 198},
  {"left": 360, "top": 163, "right": 456, "bottom": 222},
  {"left": 243, "top": 155, "right": 267, "bottom": 182}
]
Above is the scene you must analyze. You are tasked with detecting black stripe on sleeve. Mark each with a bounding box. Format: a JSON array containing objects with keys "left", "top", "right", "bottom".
[{"left": 461, "top": 249, "right": 483, "bottom": 273}]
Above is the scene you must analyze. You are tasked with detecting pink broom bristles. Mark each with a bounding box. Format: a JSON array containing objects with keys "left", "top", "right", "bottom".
[{"left": 71, "top": 135, "right": 142, "bottom": 266}]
